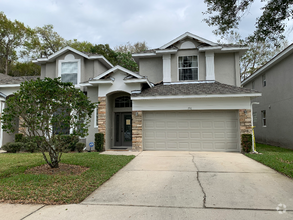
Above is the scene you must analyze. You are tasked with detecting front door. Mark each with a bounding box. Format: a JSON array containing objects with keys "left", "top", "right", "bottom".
[{"left": 114, "top": 112, "right": 132, "bottom": 147}]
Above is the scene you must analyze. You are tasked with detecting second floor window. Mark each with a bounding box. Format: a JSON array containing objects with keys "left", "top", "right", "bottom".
[
  {"left": 61, "top": 62, "right": 78, "bottom": 85},
  {"left": 262, "top": 74, "right": 266, "bottom": 87},
  {"left": 178, "top": 56, "right": 198, "bottom": 81}
]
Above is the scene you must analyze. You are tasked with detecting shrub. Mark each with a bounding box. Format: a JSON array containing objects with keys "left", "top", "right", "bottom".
[
  {"left": 2, "top": 142, "right": 23, "bottom": 153},
  {"left": 24, "top": 142, "right": 38, "bottom": 153},
  {"left": 76, "top": 142, "right": 85, "bottom": 153},
  {"left": 59, "top": 135, "right": 79, "bottom": 151},
  {"left": 241, "top": 134, "right": 252, "bottom": 153},
  {"left": 15, "top": 133, "right": 23, "bottom": 142},
  {"left": 95, "top": 133, "right": 104, "bottom": 152}
]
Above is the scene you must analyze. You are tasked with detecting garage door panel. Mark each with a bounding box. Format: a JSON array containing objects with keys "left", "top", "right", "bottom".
[
  {"left": 178, "top": 132, "right": 189, "bottom": 138},
  {"left": 143, "top": 111, "right": 239, "bottom": 151},
  {"left": 178, "top": 142, "right": 189, "bottom": 149},
  {"left": 202, "top": 132, "right": 213, "bottom": 139},
  {"left": 190, "top": 132, "right": 201, "bottom": 139}
]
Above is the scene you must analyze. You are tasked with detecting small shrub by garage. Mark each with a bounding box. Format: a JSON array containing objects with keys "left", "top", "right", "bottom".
[
  {"left": 241, "top": 134, "right": 252, "bottom": 153},
  {"left": 2, "top": 142, "right": 23, "bottom": 153},
  {"left": 76, "top": 142, "right": 85, "bottom": 153},
  {"left": 95, "top": 133, "right": 104, "bottom": 152}
]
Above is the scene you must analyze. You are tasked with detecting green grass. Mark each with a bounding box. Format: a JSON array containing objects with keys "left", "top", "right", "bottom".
[
  {"left": 246, "top": 143, "right": 293, "bottom": 178},
  {"left": 0, "top": 152, "right": 134, "bottom": 204}
]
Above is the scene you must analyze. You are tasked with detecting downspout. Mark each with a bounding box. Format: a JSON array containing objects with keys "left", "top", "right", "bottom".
[{"left": 251, "top": 101, "right": 259, "bottom": 153}]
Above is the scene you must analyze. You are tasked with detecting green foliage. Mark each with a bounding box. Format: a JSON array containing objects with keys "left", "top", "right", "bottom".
[
  {"left": 9, "top": 61, "right": 41, "bottom": 76},
  {"left": 241, "top": 134, "right": 252, "bottom": 153},
  {"left": 1, "top": 142, "right": 23, "bottom": 153},
  {"left": 24, "top": 142, "right": 38, "bottom": 153},
  {"left": 0, "top": 11, "right": 34, "bottom": 75},
  {"left": 15, "top": 133, "right": 23, "bottom": 142},
  {"left": 95, "top": 133, "right": 104, "bottom": 152},
  {"left": 0, "top": 153, "right": 134, "bottom": 204},
  {"left": 76, "top": 142, "right": 85, "bottom": 153},
  {"left": 66, "top": 39, "right": 93, "bottom": 53},
  {"left": 59, "top": 135, "right": 79, "bottom": 152},
  {"left": 203, "top": 0, "right": 293, "bottom": 45},
  {"left": 1, "top": 77, "right": 95, "bottom": 168},
  {"left": 90, "top": 44, "right": 139, "bottom": 72},
  {"left": 246, "top": 143, "right": 293, "bottom": 179}
]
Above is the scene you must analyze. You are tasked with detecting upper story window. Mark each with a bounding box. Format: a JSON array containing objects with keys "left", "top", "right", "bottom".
[
  {"left": 115, "top": 96, "right": 132, "bottom": 108},
  {"left": 58, "top": 54, "right": 80, "bottom": 85},
  {"left": 262, "top": 74, "right": 266, "bottom": 87},
  {"left": 61, "top": 62, "right": 78, "bottom": 85},
  {"left": 178, "top": 56, "right": 198, "bottom": 81}
]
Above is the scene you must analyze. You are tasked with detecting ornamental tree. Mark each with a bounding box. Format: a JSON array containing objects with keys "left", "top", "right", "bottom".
[{"left": 1, "top": 77, "right": 95, "bottom": 168}]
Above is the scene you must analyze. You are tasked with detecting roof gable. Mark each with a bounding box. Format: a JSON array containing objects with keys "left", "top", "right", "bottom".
[
  {"left": 159, "top": 32, "right": 218, "bottom": 49},
  {"left": 93, "top": 65, "right": 143, "bottom": 80},
  {"left": 33, "top": 46, "right": 113, "bottom": 69}
]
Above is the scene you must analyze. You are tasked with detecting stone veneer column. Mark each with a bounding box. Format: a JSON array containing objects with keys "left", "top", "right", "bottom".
[
  {"left": 132, "top": 111, "right": 143, "bottom": 151},
  {"left": 239, "top": 109, "right": 252, "bottom": 136},
  {"left": 18, "top": 117, "right": 26, "bottom": 135},
  {"left": 98, "top": 97, "right": 106, "bottom": 137}
]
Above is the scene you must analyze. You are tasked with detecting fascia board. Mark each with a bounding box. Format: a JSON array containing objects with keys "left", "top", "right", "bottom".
[
  {"left": 155, "top": 50, "right": 178, "bottom": 54},
  {"left": 88, "top": 80, "right": 113, "bottom": 85},
  {"left": 124, "top": 78, "right": 153, "bottom": 88},
  {"left": 242, "top": 43, "right": 293, "bottom": 86},
  {"left": 132, "top": 93, "right": 262, "bottom": 100},
  {"left": 132, "top": 53, "right": 157, "bottom": 57},
  {"left": 198, "top": 46, "right": 223, "bottom": 51},
  {"left": 0, "top": 84, "right": 20, "bottom": 88}
]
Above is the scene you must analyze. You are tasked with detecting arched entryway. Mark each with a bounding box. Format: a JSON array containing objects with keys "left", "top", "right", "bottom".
[{"left": 106, "top": 92, "right": 132, "bottom": 150}]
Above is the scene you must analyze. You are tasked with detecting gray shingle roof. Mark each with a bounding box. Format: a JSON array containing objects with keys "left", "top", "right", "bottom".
[
  {"left": 132, "top": 81, "right": 259, "bottom": 97},
  {"left": 0, "top": 76, "right": 39, "bottom": 85}
]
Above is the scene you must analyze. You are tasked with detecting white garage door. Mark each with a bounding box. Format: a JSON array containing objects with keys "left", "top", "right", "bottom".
[{"left": 143, "top": 111, "right": 239, "bottom": 151}]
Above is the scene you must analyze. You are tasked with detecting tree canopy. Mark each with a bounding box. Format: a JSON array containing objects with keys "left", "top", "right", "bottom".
[
  {"left": 204, "top": 0, "right": 293, "bottom": 45},
  {"left": 1, "top": 77, "right": 95, "bottom": 168}
]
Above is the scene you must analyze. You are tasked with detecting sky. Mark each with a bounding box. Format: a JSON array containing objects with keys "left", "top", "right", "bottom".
[{"left": 2, "top": 0, "right": 293, "bottom": 49}]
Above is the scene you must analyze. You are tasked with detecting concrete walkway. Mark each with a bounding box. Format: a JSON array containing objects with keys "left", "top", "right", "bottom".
[{"left": 1, "top": 151, "right": 293, "bottom": 220}]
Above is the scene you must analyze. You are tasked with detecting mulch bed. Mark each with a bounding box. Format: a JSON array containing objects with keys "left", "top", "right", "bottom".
[{"left": 25, "top": 163, "right": 89, "bottom": 175}]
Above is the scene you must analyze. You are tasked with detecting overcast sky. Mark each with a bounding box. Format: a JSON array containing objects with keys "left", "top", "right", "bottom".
[{"left": 2, "top": 0, "right": 293, "bottom": 49}]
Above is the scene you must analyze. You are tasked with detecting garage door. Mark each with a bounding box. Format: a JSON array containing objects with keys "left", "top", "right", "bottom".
[{"left": 143, "top": 111, "right": 239, "bottom": 151}]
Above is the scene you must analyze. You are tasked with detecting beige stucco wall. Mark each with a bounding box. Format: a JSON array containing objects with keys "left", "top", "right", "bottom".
[
  {"left": 45, "top": 62, "right": 56, "bottom": 79},
  {"left": 171, "top": 50, "right": 204, "bottom": 81},
  {"left": 139, "top": 57, "right": 163, "bottom": 83},
  {"left": 214, "top": 53, "right": 236, "bottom": 86}
]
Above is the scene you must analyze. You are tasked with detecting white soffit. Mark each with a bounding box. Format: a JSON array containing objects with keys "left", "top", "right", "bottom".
[{"left": 0, "top": 84, "right": 20, "bottom": 88}]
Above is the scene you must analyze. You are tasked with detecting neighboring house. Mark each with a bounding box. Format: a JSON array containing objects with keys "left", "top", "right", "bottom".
[
  {"left": 0, "top": 32, "right": 261, "bottom": 152},
  {"left": 242, "top": 43, "right": 293, "bottom": 149}
]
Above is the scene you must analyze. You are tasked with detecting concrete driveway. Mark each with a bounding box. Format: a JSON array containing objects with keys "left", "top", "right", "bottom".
[{"left": 3, "top": 151, "right": 293, "bottom": 220}]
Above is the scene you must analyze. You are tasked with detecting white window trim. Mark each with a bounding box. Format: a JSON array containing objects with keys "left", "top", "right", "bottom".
[
  {"left": 94, "top": 104, "right": 98, "bottom": 128},
  {"left": 177, "top": 55, "right": 199, "bottom": 81},
  {"left": 58, "top": 59, "right": 81, "bottom": 86}
]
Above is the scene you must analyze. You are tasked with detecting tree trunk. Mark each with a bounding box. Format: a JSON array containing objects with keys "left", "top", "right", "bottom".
[{"left": 5, "top": 58, "right": 8, "bottom": 75}]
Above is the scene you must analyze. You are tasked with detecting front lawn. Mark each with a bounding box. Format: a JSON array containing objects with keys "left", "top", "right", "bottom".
[
  {"left": 246, "top": 143, "right": 293, "bottom": 178},
  {"left": 0, "top": 152, "right": 134, "bottom": 204}
]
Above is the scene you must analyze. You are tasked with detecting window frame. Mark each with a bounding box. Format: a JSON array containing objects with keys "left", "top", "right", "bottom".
[
  {"left": 178, "top": 55, "right": 199, "bottom": 81},
  {"left": 262, "top": 74, "right": 266, "bottom": 87},
  {"left": 58, "top": 59, "right": 81, "bottom": 86},
  {"left": 94, "top": 104, "right": 99, "bottom": 128},
  {"left": 261, "top": 110, "right": 266, "bottom": 127}
]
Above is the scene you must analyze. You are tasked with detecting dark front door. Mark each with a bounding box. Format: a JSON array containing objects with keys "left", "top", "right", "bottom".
[{"left": 114, "top": 112, "right": 132, "bottom": 147}]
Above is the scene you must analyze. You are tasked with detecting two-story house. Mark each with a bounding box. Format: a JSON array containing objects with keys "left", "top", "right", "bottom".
[
  {"left": 242, "top": 43, "right": 293, "bottom": 149},
  {"left": 0, "top": 32, "right": 261, "bottom": 151}
]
